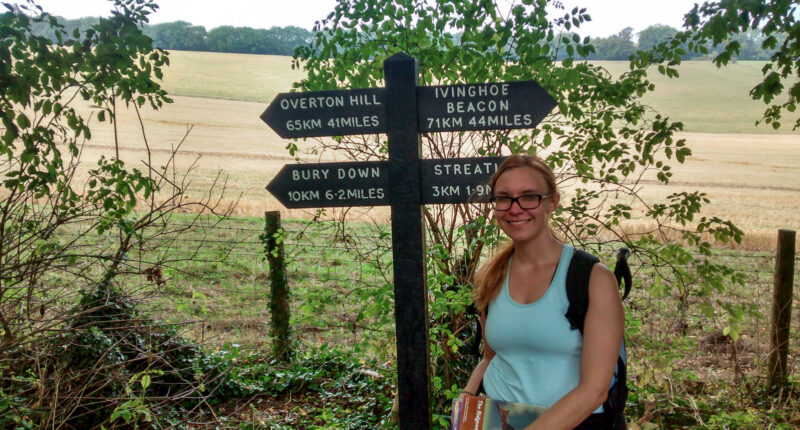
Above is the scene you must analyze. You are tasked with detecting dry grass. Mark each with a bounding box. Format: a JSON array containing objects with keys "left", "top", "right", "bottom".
[
  {"left": 160, "top": 51, "right": 305, "bottom": 103},
  {"left": 62, "top": 52, "right": 800, "bottom": 252},
  {"left": 597, "top": 60, "right": 798, "bottom": 134}
]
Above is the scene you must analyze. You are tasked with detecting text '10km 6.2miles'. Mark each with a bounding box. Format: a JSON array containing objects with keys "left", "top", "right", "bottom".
[{"left": 265, "top": 157, "right": 506, "bottom": 208}]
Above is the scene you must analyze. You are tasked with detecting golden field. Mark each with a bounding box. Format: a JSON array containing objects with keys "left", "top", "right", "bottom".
[{"left": 66, "top": 51, "right": 798, "bottom": 251}]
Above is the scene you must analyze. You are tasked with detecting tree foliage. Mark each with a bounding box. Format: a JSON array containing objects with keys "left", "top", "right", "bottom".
[
  {"left": 25, "top": 15, "right": 314, "bottom": 56},
  {"left": 587, "top": 26, "right": 638, "bottom": 60},
  {"left": 689, "top": 0, "right": 799, "bottom": 129},
  {"left": 293, "top": 0, "right": 744, "bottom": 414},
  {"left": 146, "top": 20, "right": 207, "bottom": 51},
  {"left": 638, "top": 24, "right": 680, "bottom": 52},
  {"left": 0, "top": 0, "right": 235, "bottom": 426},
  {"left": 143, "top": 22, "right": 313, "bottom": 55}
]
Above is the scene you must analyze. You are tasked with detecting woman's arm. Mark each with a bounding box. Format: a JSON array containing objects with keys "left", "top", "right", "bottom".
[{"left": 525, "top": 263, "right": 625, "bottom": 430}]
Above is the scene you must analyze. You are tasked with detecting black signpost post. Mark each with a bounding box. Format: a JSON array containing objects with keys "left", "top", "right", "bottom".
[{"left": 261, "top": 52, "right": 556, "bottom": 430}]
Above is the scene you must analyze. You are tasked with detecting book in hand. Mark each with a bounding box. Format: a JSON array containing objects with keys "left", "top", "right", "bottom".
[{"left": 451, "top": 393, "right": 546, "bottom": 430}]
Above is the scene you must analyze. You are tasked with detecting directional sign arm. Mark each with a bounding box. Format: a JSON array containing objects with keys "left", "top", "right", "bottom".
[
  {"left": 266, "top": 161, "right": 390, "bottom": 208},
  {"left": 417, "top": 80, "right": 557, "bottom": 132},
  {"left": 420, "top": 156, "right": 506, "bottom": 204},
  {"left": 261, "top": 88, "right": 387, "bottom": 138}
]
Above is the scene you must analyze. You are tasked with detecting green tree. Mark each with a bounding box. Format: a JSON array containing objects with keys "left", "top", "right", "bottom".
[
  {"left": 145, "top": 20, "right": 207, "bottom": 51},
  {"left": 0, "top": 0, "right": 232, "bottom": 426},
  {"left": 294, "top": 0, "right": 743, "bottom": 416},
  {"left": 638, "top": 24, "right": 679, "bottom": 52},
  {"left": 202, "top": 25, "right": 312, "bottom": 55},
  {"left": 29, "top": 15, "right": 100, "bottom": 41},
  {"left": 589, "top": 26, "right": 637, "bottom": 59},
  {"left": 205, "top": 25, "right": 272, "bottom": 54},
  {"left": 688, "top": 0, "right": 799, "bottom": 129},
  {"left": 268, "top": 25, "right": 313, "bottom": 55},
  {"left": 728, "top": 29, "right": 780, "bottom": 60}
]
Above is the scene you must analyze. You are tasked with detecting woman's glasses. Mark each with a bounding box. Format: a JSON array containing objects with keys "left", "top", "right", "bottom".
[{"left": 489, "top": 193, "right": 551, "bottom": 211}]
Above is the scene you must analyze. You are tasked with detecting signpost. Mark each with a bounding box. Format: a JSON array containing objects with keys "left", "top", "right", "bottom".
[{"left": 261, "top": 52, "right": 556, "bottom": 429}]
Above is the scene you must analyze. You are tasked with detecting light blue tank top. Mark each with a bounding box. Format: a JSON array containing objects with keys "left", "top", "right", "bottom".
[{"left": 483, "top": 244, "right": 602, "bottom": 412}]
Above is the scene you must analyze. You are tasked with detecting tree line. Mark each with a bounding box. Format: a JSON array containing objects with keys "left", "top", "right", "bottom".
[
  {"left": 144, "top": 21, "right": 312, "bottom": 55},
  {"left": 33, "top": 16, "right": 780, "bottom": 60},
  {"left": 583, "top": 24, "right": 782, "bottom": 61},
  {"left": 29, "top": 16, "right": 313, "bottom": 56}
]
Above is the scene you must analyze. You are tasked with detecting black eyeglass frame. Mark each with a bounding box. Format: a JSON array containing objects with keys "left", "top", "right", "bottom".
[{"left": 489, "top": 193, "right": 552, "bottom": 211}]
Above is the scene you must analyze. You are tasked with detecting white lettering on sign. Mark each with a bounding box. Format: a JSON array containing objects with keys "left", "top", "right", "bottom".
[
  {"left": 426, "top": 117, "right": 463, "bottom": 129},
  {"left": 288, "top": 190, "right": 321, "bottom": 201},
  {"left": 427, "top": 184, "right": 492, "bottom": 201},
  {"left": 337, "top": 166, "right": 382, "bottom": 179},
  {"left": 286, "top": 118, "right": 322, "bottom": 131},
  {"left": 431, "top": 185, "right": 461, "bottom": 197},
  {"left": 291, "top": 169, "right": 330, "bottom": 181},
  {"left": 468, "top": 114, "right": 532, "bottom": 128},
  {"left": 327, "top": 115, "right": 380, "bottom": 129},
  {"left": 325, "top": 188, "right": 386, "bottom": 200},
  {"left": 465, "top": 184, "right": 491, "bottom": 197},
  {"left": 445, "top": 99, "right": 509, "bottom": 113},
  {"left": 349, "top": 93, "right": 381, "bottom": 106},
  {"left": 434, "top": 83, "right": 510, "bottom": 99},
  {"left": 280, "top": 96, "right": 345, "bottom": 110},
  {"left": 433, "top": 162, "right": 498, "bottom": 176}
]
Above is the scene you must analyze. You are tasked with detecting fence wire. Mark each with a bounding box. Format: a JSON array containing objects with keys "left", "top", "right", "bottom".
[{"left": 90, "top": 215, "right": 798, "bottom": 387}]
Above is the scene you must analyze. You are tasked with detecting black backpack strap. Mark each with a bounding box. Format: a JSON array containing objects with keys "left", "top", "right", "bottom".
[
  {"left": 565, "top": 248, "right": 628, "bottom": 428},
  {"left": 606, "top": 355, "right": 628, "bottom": 414},
  {"left": 564, "top": 248, "right": 599, "bottom": 335}
]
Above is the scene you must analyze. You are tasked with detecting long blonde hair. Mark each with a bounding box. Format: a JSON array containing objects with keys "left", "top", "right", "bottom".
[{"left": 473, "top": 154, "right": 558, "bottom": 313}]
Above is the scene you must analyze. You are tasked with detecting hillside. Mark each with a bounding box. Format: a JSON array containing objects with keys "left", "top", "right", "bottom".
[
  {"left": 65, "top": 50, "right": 798, "bottom": 250},
  {"left": 159, "top": 51, "right": 795, "bottom": 134}
]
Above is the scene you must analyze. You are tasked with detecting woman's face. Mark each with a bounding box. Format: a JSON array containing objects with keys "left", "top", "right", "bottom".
[{"left": 492, "top": 166, "right": 558, "bottom": 243}]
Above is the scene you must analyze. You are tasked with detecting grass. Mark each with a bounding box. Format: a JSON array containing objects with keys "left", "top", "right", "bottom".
[
  {"left": 136, "top": 216, "right": 394, "bottom": 352},
  {"left": 159, "top": 52, "right": 797, "bottom": 134},
  {"left": 120, "top": 213, "right": 800, "bottom": 428},
  {"left": 596, "top": 60, "right": 797, "bottom": 134},
  {"left": 160, "top": 51, "right": 305, "bottom": 103}
]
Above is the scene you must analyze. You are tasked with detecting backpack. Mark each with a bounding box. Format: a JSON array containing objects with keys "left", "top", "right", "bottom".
[{"left": 564, "top": 249, "right": 628, "bottom": 429}]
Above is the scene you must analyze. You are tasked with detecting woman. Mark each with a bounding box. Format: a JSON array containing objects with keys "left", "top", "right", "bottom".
[{"left": 460, "top": 155, "right": 625, "bottom": 429}]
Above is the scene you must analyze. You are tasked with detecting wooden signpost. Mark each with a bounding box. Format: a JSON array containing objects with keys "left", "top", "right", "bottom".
[{"left": 261, "top": 52, "right": 556, "bottom": 429}]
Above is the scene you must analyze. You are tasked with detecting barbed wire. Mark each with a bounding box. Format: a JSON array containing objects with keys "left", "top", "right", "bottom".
[{"left": 52, "top": 218, "right": 799, "bottom": 279}]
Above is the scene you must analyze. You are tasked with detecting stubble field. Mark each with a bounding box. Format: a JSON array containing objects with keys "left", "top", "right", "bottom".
[{"left": 71, "top": 51, "right": 799, "bottom": 251}]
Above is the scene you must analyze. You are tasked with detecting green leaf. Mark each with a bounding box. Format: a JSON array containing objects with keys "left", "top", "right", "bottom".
[
  {"left": 16, "top": 113, "right": 30, "bottom": 129},
  {"left": 20, "top": 150, "right": 35, "bottom": 164},
  {"left": 141, "top": 374, "right": 151, "bottom": 390}
]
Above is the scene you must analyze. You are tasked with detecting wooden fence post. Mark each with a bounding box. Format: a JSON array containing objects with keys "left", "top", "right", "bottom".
[
  {"left": 265, "top": 211, "right": 291, "bottom": 361},
  {"left": 767, "top": 229, "right": 795, "bottom": 390}
]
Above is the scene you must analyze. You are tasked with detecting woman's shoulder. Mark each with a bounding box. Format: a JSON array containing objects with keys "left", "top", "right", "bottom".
[
  {"left": 568, "top": 247, "right": 616, "bottom": 293},
  {"left": 587, "top": 260, "right": 620, "bottom": 303},
  {"left": 569, "top": 247, "right": 611, "bottom": 277}
]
